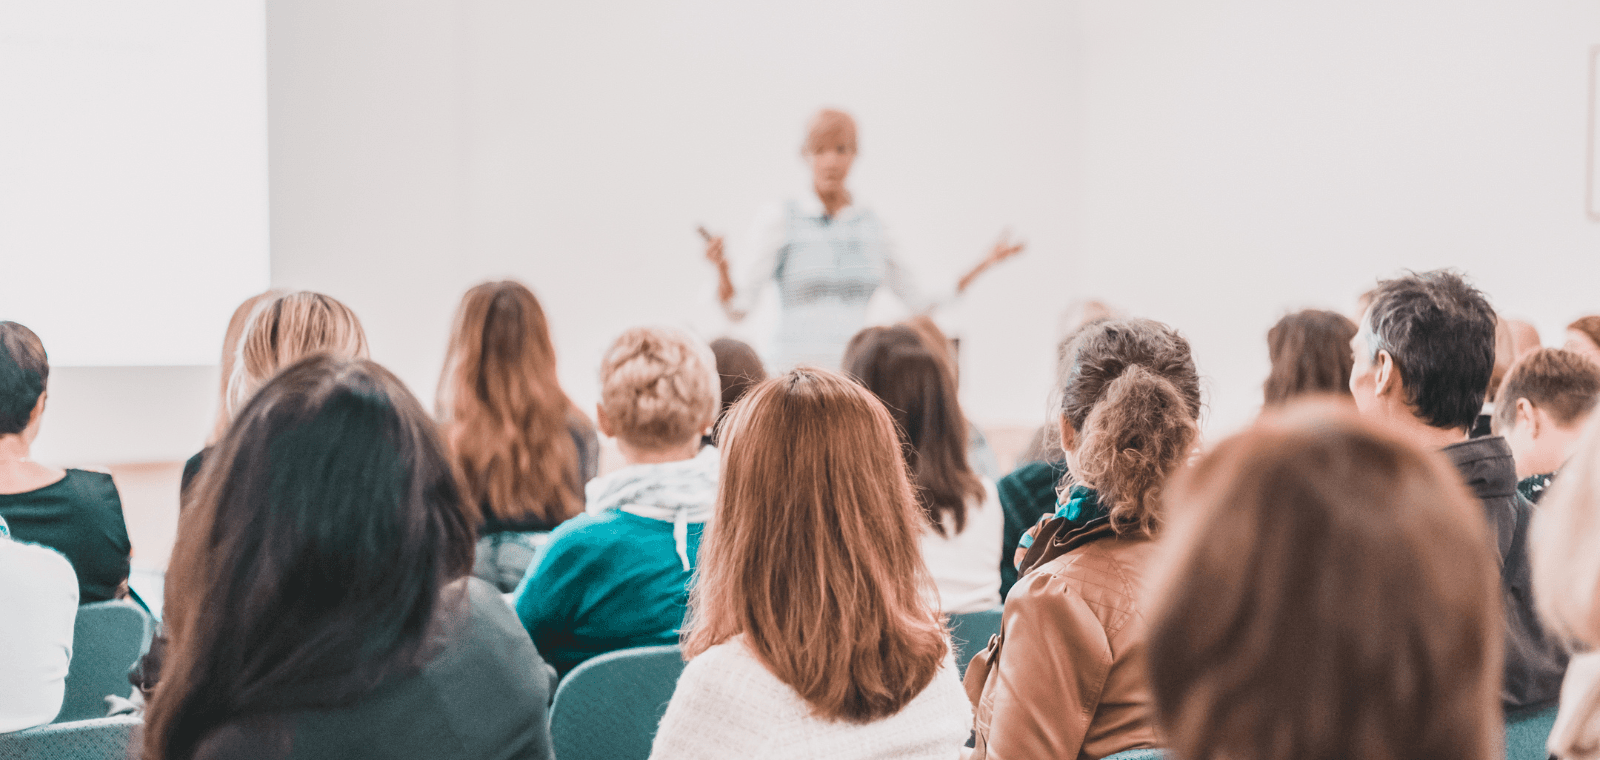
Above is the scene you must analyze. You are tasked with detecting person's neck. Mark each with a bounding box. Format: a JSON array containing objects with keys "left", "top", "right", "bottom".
[
  {"left": 814, "top": 184, "right": 850, "bottom": 217},
  {"left": 618, "top": 438, "right": 701, "bottom": 467},
  {"left": 0, "top": 434, "right": 31, "bottom": 463},
  {"left": 1390, "top": 413, "right": 1470, "bottom": 451}
]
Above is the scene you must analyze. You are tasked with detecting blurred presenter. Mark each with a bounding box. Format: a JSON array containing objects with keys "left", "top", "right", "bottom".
[{"left": 703, "top": 109, "right": 1023, "bottom": 370}]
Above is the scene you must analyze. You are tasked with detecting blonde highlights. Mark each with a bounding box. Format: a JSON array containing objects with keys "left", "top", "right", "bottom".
[
  {"left": 225, "top": 291, "right": 368, "bottom": 420},
  {"left": 599, "top": 327, "right": 719, "bottom": 450},
  {"left": 684, "top": 369, "right": 947, "bottom": 723}
]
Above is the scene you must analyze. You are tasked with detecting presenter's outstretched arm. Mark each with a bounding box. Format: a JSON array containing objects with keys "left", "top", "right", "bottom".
[
  {"left": 701, "top": 228, "right": 743, "bottom": 321},
  {"left": 957, "top": 231, "right": 1026, "bottom": 294}
]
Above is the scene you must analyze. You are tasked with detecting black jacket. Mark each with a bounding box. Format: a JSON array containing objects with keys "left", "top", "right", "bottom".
[{"left": 1442, "top": 436, "right": 1567, "bottom": 710}]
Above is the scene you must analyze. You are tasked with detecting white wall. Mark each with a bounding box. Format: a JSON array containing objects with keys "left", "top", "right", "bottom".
[
  {"left": 266, "top": 0, "right": 1081, "bottom": 432},
  {"left": 1074, "top": 0, "right": 1600, "bottom": 437}
]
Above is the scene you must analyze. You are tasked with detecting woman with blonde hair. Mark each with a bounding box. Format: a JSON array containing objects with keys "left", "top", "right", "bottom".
[
  {"left": 181, "top": 290, "right": 368, "bottom": 496},
  {"left": 649, "top": 369, "right": 971, "bottom": 759},
  {"left": 965, "top": 318, "right": 1201, "bottom": 759},
  {"left": 436, "top": 280, "right": 598, "bottom": 591},
  {"left": 513, "top": 327, "right": 720, "bottom": 677},
  {"left": 1150, "top": 404, "right": 1502, "bottom": 760},
  {"left": 1534, "top": 414, "right": 1600, "bottom": 759},
  {"left": 701, "top": 108, "right": 1023, "bottom": 370}
]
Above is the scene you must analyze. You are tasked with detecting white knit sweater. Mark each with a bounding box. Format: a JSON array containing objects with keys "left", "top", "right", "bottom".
[{"left": 648, "top": 636, "right": 973, "bottom": 760}]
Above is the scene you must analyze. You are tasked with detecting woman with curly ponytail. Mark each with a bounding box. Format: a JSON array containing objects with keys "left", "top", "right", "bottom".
[{"left": 964, "top": 318, "right": 1200, "bottom": 760}]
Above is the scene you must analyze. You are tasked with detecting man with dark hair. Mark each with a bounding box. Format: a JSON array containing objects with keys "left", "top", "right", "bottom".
[{"left": 1350, "top": 270, "right": 1566, "bottom": 710}]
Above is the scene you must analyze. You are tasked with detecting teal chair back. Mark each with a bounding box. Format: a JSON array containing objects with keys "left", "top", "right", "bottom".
[
  {"left": 58, "top": 601, "right": 153, "bottom": 723},
  {"left": 948, "top": 608, "right": 1003, "bottom": 678},
  {"left": 1102, "top": 750, "right": 1164, "bottom": 760},
  {"left": 1505, "top": 702, "right": 1559, "bottom": 760},
  {"left": 0, "top": 715, "right": 142, "bottom": 759},
  {"left": 548, "top": 645, "right": 686, "bottom": 760}
]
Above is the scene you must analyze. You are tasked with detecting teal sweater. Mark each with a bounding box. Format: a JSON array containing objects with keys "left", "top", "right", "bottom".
[{"left": 512, "top": 510, "right": 703, "bottom": 678}]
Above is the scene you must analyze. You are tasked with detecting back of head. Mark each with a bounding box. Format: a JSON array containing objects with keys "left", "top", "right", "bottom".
[
  {"left": 708, "top": 337, "right": 766, "bottom": 415},
  {"left": 148, "top": 355, "right": 473, "bottom": 760},
  {"left": 1493, "top": 348, "right": 1600, "bottom": 435},
  {"left": 1059, "top": 318, "right": 1202, "bottom": 536},
  {"left": 842, "top": 325, "right": 983, "bottom": 537},
  {"left": 1362, "top": 270, "right": 1495, "bottom": 430},
  {"left": 228, "top": 291, "right": 369, "bottom": 418},
  {"left": 1150, "top": 404, "right": 1502, "bottom": 760},
  {"left": 0, "top": 322, "right": 48, "bottom": 436},
  {"left": 1263, "top": 309, "right": 1357, "bottom": 406},
  {"left": 437, "top": 280, "right": 583, "bottom": 525},
  {"left": 600, "top": 327, "right": 719, "bottom": 450},
  {"left": 210, "top": 290, "right": 283, "bottom": 442},
  {"left": 1533, "top": 413, "right": 1600, "bottom": 646},
  {"left": 686, "top": 368, "right": 946, "bottom": 723},
  {"left": 1570, "top": 316, "right": 1600, "bottom": 351}
]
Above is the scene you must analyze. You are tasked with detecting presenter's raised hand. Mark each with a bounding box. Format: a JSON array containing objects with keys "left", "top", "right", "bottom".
[
  {"left": 699, "top": 226, "right": 735, "bottom": 304},
  {"left": 958, "top": 230, "right": 1026, "bottom": 293}
]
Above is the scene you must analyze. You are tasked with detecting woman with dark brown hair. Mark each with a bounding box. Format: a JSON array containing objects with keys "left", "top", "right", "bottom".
[
  {"left": 649, "top": 369, "right": 971, "bottom": 759},
  {"left": 1262, "top": 308, "right": 1357, "bottom": 406},
  {"left": 436, "top": 280, "right": 599, "bottom": 591},
  {"left": 965, "top": 318, "right": 1201, "bottom": 759},
  {"left": 1149, "top": 404, "right": 1502, "bottom": 760},
  {"left": 843, "top": 324, "right": 1001, "bottom": 613},
  {"left": 144, "top": 355, "right": 554, "bottom": 760}
]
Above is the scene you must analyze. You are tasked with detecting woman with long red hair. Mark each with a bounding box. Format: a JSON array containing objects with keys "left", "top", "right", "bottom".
[
  {"left": 436, "top": 281, "right": 598, "bottom": 591},
  {"left": 649, "top": 369, "right": 971, "bottom": 759}
]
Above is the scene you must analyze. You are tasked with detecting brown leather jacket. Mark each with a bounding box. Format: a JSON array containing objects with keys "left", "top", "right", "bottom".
[{"left": 964, "top": 516, "right": 1161, "bottom": 759}]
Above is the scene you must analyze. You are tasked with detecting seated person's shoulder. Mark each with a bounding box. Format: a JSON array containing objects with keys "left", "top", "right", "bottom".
[{"left": 2, "top": 538, "right": 77, "bottom": 589}]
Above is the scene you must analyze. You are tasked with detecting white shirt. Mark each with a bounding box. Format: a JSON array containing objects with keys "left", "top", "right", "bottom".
[
  {"left": 920, "top": 478, "right": 1003, "bottom": 614},
  {"left": 649, "top": 636, "right": 972, "bottom": 760},
  {"left": 0, "top": 536, "right": 78, "bottom": 733}
]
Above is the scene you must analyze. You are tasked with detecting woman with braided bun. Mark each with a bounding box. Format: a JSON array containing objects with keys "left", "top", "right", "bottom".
[{"left": 964, "top": 318, "right": 1202, "bottom": 760}]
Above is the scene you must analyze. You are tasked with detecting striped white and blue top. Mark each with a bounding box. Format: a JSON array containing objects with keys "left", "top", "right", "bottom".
[{"left": 725, "top": 195, "right": 951, "bottom": 370}]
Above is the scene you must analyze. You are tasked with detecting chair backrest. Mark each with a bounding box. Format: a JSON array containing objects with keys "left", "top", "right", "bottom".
[
  {"left": 548, "top": 645, "right": 687, "bottom": 760},
  {"left": 1101, "top": 750, "right": 1165, "bottom": 760},
  {"left": 947, "top": 608, "right": 1002, "bottom": 678},
  {"left": 0, "top": 715, "right": 142, "bottom": 760},
  {"left": 1505, "top": 702, "right": 1560, "bottom": 760},
  {"left": 57, "top": 601, "right": 153, "bottom": 723}
]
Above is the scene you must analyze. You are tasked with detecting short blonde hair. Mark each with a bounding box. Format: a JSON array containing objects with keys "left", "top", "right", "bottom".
[
  {"left": 226, "top": 291, "right": 369, "bottom": 418},
  {"left": 599, "top": 327, "right": 718, "bottom": 450},
  {"left": 1533, "top": 412, "right": 1600, "bottom": 645}
]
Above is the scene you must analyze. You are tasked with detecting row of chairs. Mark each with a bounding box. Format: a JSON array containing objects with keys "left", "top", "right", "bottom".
[{"left": 0, "top": 605, "right": 1560, "bottom": 760}]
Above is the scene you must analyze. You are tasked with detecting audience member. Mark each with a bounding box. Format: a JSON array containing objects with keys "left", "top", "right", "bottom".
[
  {"left": 181, "top": 291, "right": 369, "bottom": 495},
  {"left": 1567, "top": 316, "right": 1600, "bottom": 367},
  {"left": 1508, "top": 318, "right": 1544, "bottom": 360},
  {"left": 966, "top": 318, "right": 1201, "bottom": 759},
  {"left": 513, "top": 327, "right": 719, "bottom": 677},
  {"left": 144, "top": 356, "right": 553, "bottom": 760},
  {"left": 1262, "top": 308, "right": 1356, "bottom": 406},
  {"left": 650, "top": 369, "right": 971, "bottom": 759},
  {"left": 1532, "top": 413, "right": 1600, "bottom": 759},
  {"left": 1149, "top": 404, "right": 1503, "bottom": 760},
  {"left": 1349, "top": 269, "right": 1566, "bottom": 708},
  {"left": 0, "top": 515, "right": 78, "bottom": 733},
  {"left": 202, "top": 290, "right": 280, "bottom": 447},
  {"left": 901, "top": 315, "right": 1002, "bottom": 481},
  {"left": 843, "top": 325, "right": 1001, "bottom": 613},
  {"left": 436, "top": 281, "right": 599, "bottom": 592},
  {"left": 705, "top": 337, "right": 765, "bottom": 445},
  {"left": 1493, "top": 348, "right": 1600, "bottom": 503},
  {"left": 0, "top": 321, "right": 131, "bottom": 603}
]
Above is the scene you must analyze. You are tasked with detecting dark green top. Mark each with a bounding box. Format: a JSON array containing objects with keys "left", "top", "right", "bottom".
[
  {"left": 0, "top": 469, "right": 130, "bottom": 602},
  {"left": 996, "top": 460, "right": 1068, "bottom": 601},
  {"left": 512, "top": 510, "right": 703, "bottom": 678},
  {"left": 193, "top": 579, "right": 554, "bottom": 760},
  {"left": 1518, "top": 472, "right": 1554, "bottom": 504}
]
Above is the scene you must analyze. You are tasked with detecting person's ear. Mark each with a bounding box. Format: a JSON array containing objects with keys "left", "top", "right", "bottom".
[
  {"left": 595, "top": 404, "right": 613, "bottom": 439},
  {"left": 29, "top": 391, "right": 46, "bottom": 426},
  {"left": 1372, "top": 351, "right": 1397, "bottom": 398},
  {"left": 1513, "top": 398, "right": 1538, "bottom": 438},
  {"left": 1057, "top": 417, "right": 1077, "bottom": 456}
]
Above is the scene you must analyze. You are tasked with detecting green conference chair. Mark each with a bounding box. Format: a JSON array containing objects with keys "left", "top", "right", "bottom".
[
  {"left": 548, "top": 645, "right": 687, "bottom": 760},
  {"left": 948, "top": 608, "right": 1003, "bottom": 679},
  {"left": 1505, "top": 702, "right": 1560, "bottom": 760},
  {"left": 0, "top": 715, "right": 143, "bottom": 760},
  {"left": 1101, "top": 750, "right": 1165, "bottom": 760},
  {"left": 57, "top": 600, "right": 154, "bottom": 723}
]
